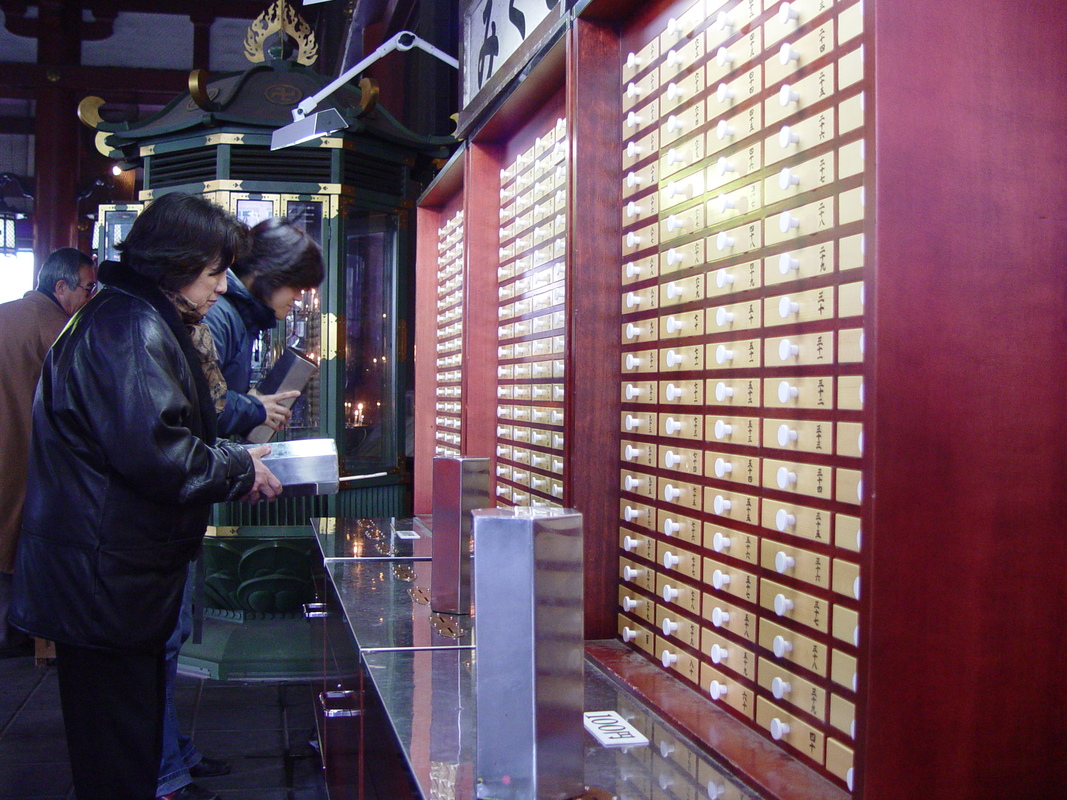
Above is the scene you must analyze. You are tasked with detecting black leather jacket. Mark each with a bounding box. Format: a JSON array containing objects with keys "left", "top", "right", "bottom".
[{"left": 8, "top": 260, "right": 255, "bottom": 652}]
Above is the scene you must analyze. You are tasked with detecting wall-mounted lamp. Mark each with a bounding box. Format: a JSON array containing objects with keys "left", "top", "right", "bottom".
[{"left": 271, "top": 30, "right": 459, "bottom": 150}]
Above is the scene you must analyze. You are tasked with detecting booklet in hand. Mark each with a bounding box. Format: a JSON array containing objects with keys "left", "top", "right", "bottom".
[{"left": 245, "top": 347, "right": 318, "bottom": 444}]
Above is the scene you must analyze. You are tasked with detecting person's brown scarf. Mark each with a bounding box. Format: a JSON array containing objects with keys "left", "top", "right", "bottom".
[{"left": 164, "top": 290, "right": 227, "bottom": 415}]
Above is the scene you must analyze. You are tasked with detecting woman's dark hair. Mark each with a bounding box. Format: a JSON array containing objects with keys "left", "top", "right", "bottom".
[
  {"left": 117, "top": 192, "right": 250, "bottom": 293},
  {"left": 231, "top": 217, "right": 324, "bottom": 302}
]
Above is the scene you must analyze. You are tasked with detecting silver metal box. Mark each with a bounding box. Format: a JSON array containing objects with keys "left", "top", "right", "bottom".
[
  {"left": 431, "top": 456, "right": 490, "bottom": 615},
  {"left": 472, "top": 507, "right": 584, "bottom": 800},
  {"left": 251, "top": 438, "right": 338, "bottom": 495}
]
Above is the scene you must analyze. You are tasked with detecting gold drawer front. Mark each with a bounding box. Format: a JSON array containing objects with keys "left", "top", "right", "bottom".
[
  {"left": 702, "top": 595, "right": 758, "bottom": 644},
  {"left": 706, "top": 259, "right": 762, "bottom": 299},
  {"left": 702, "top": 628, "right": 757, "bottom": 682},
  {"left": 761, "top": 542, "right": 832, "bottom": 592},
  {"left": 764, "top": 376, "right": 835, "bottom": 411},
  {"left": 621, "top": 190, "right": 659, "bottom": 226},
  {"left": 620, "top": 499, "right": 656, "bottom": 533},
  {"left": 657, "top": 343, "right": 703, "bottom": 374},
  {"left": 840, "top": 231, "right": 865, "bottom": 271},
  {"left": 658, "top": 541, "right": 701, "bottom": 583},
  {"left": 657, "top": 378, "right": 705, "bottom": 406},
  {"left": 832, "top": 558, "right": 860, "bottom": 601},
  {"left": 763, "top": 0, "right": 836, "bottom": 48},
  {"left": 759, "top": 618, "right": 829, "bottom": 678},
  {"left": 835, "top": 513, "right": 861, "bottom": 553},
  {"left": 838, "top": 43, "right": 865, "bottom": 90},
  {"left": 658, "top": 411, "right": 702, "bottom": 439},
  {"left": 622, "top": 316, "right": 659, "bottom": 345},
  {"left": 707, "top": 414, "right": 761, "bottom": 449},
  {"left": 704, "top": 488, "right": 761, "bottom": 527},
  {"left": 764, "top": 20, "right": 836, "bottom": 87},
  {"left": 622, "top": 97, "right": 660, "bottom": 138},
  {"left": 619, "top": 616, "right": 656, "bottom": 656},
  {"left": 658, "top": 508, "right": 702, "bottom": 548},
  {"left": 621, "top": 379, "right": 657, "bottom": 405},
  {"left": 707, "top": 378, "right": 763, "bottom": 408},
  {"left": 765, "top": 195, "right": 837, "bottom": 248},
  {"left": 707, "top": 143, "right": 764, "bottom": 193},
  {"left": 659, "top": 274, "right": 705, "bottom": 309},
  {"left": 839, "top": 280, "right": 864, "bottom": 318},
  {"left": 660, "top": 169, "right": 706, "bottom": 210},
  {"left": 658, "top": 67, "right": 706, "bottom": 116},
  {"left": 621, "top": 410, "right": 657, "bottom": 437},
  {"left": 658, "top": 441, "right": 703, "bottom": 476},
  {"left": 825, "top": 738, "right": 855, "bottom": 788},
  {"left": 660, "top": 236, "right": 706, "bottom": 277},
  {"left": 619, "top": 468, "right": 657, "bottom": 501},
  {"left": 763, "top": 417, "right": 834, "bottom": 455},
  {"left": 764, "top": 331, "right": 836, "bottom": 369},
  {"left": 660, "top": 476, "right": 702, "bottom": 513},
  {"left": 764, "top": 150, "right": 836, "bottom": 207},
  {"left": 622, "top": 161, "right": 659, "bottom": 201},
  {"left": 706, "top": 178, "right": 762, "bottom": 227},
  {"left": 757, "top": 657, "right": 826, "bottom": 722},
  {"left": 756, "top": 697, "right": 825, "bottom": 765},
  {"left": 703, "top": 556, "right": 758, "bottom": 605},
  {"left": 836, "top": 467, "right": 863, "bottom": 505},
  {"left": 622, "top": 346, "right": 659, "bottom": 375},
  {"left": 705, "top": 66, "right": 762, "bottom": 124},
  {"left": 706, "top": 337, "right": 762, "bottom": 371},
  {"left": 762, "top": 458, "right": 834, "bottom": 502},
  {"left": 618, "top": 529, "right": 655, "bottom": 564},
  {"left": 707, "top": 298, "right": 763, "bottom": 335},
  {"left": 839, "top": 186, "right": 865, "bottom": 225},
  {"left": 832, "top": 604, "right": 859, "bottom": 647},
  {"left": 621, "top": 220, "right": 660, "bottom": 258},
  {"left": 622, "top": 253, "right": 658, "bottom": 287},
  {"left": 837, "top": 375, "right": 863, "bottom": 410},
  {"left": 620, "top": 439, "right": 658, "bottom": 470},
  {"left": 656, "top": 607, "right": 701, "bottom": 650},
  {"left": 763, "top": 106, "right": 836, "bottom": 167},
  {"left": 658, "top": 309, "right": 706, "bottom": 341},
  {"left": 706, "top": 105, "right": 764, "bottom": 160},
  {"left": 701, "top": 663, "right": 755, "bottom": 719},
  {"left": 760, "top": 578, "right": 830, "bottom": 634},
  {"left": 659, "top": 101, "right": 708, "bottom": 147},
  {"left": 622, "top": 34, "right": 659, "bottom": 85},
  {"left": 830, "top": 693, "right": 856, "bottom": 738},
  {"left": 658, "top": 573, "right": 702, "bottom": 617},
  {"left": 659, "top": 202, "right": 705, "bottom": 244},
  {"left": 831, "top": 649, "right": 858, "bottom": 692},
  {"left": 764, "top": 63, "right": 836, "bottom": 129},
  {"left": 706, "top": 27, "right": 763, "bottom": 87},
  {"left": 704, "top": 522, "right": 760, "bottom": 567},
  {"left": 618, "top": 585, "right": 655, "bottom": 626},
  {"left": 764, "top": 285, "right": 837, "bottom": 328},
  {"left": 657, "top": 0, "right": 706, "bottom": 51},
  {"left": 838, "top": 328, "right": 864, "bottom": 363},
  {"left": 622, "top": 70, "right": 660, "bottom": 113},
  {"left": 622, "top": 127, "right": 660, "bottom": 172},
  {"left": 704, "top": 450, "right": 760, "bottom": 488}
]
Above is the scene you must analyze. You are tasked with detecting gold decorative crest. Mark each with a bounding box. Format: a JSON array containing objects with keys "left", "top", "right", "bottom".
[{"left": 245, "top": 0, "right": 318, "bottom": 66}]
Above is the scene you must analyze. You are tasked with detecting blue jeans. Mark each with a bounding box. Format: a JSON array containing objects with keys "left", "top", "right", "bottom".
[{"left": 156, "top": 564, "right": 203, "bottom": 796}]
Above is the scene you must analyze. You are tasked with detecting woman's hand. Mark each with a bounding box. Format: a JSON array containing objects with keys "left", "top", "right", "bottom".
[
  {"left": 249, "top": 388, "right": 300, "bottom": 431},
  {"left": 241, "top": 445, "right": 283, "bottom": 503}
]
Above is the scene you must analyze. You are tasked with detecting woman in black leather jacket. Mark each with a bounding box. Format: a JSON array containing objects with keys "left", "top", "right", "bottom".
[{"left": 7, "top": 192, "right": 281, "bottom": 800}]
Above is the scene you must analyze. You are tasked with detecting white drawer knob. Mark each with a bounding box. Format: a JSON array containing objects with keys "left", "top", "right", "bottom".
[
  {"left": 779, "top": 212, "right": 801, "bottom": 234},
  {"left": 664, "top": 450, "right": 682, "bottom": 467},
  {"left": 626, "top": 111, "right": 641, "bottom": 129},
  {"left": 625, "top": 384, "right": 641, "bottom": 400},
  {"left": 665, "top": 417, "right": 682, "bottom": 434},
  {"left": 663, "top": 518, "right": 681, "bottom": 536},
  {"left": 624, "top": 261, "right": 642, "bottom": 280},
  {"left": 663, "top": 551, "right": 680, "bottom": 570},
  {"left": 623, "top": 505, "right": 640, "bottom": 522},
  {"left": 712, "top": 532, "right": 732, "bottom": 553},
  {"left": 779, "top": 339, "right": 800, "bottom": 361},
  {"left": 714, "top": 382, "right": 733, "bottom": 402},
  {"left": 624, "top": 414, "right": 639, "bottom": 431},
  {"left": 661, "top": 649, "right": 678, "bottom": 668},
  {"left": 776, "top": 509, "right": 797, "bottom": 531},
  {"left": 777, "top": 467, "right": 798, "bottom": 489},
  {"left": 770, "top": 718, "right": 791, "bottom": 740},
  {"left": 626, "top": 52, "right": 641, "bottom": 69},
  {"left": 666, "top": 82, "right": 683, "bottom": 101},
  {"left": 625, "top": 141, "right": 641, "bottom": 159},
  {"left": 854, "top": 576, "right": 861, "bottom": 600},
  {"left": 665, "top": 180, "right": 682, "bottom": 198},
  {"left": 773, "top": 635, "right": 793, "bottom": 658},
  {"left": 716, "top": 270, "right": 735, "bottom": 288},
  {"left": 779, "top": 43, "right": 800, "bottom": 65},
  {"left": 666, "top": 316, "right": 683, "bottom": 334},
  {"left": 716, "top": 10, "right": 734, "bottom": 31},
  {"left": 779, "top": 253, "right": 800, "bottom": 274},
  {"left": 779, "top": 167, "right": 800, "bottom": 190},
  {"left": 713, "top": 495, "right": 732, "bottom": 515},
  {"left": 716, "top": 307, "right": 734, "bottom": 327},
  {"left": 622, "top": 535, "right": 641, "bottom": 552},
  {"left": 666, "top": 114, "right": 683, "bottom": 133},
  {"left": 621, "top": 595, "right": 639, "bottom": 611},
  {"left": 779, "top": 84, "right": 799, "bottom": 106},
  {"left": 709, "top": 680, "right": 728, "bottom": 701},
  {"left": 626, "top": 232, "right": 641, "bottom": 249},
  {"left": 715, "top": 345, "right": 734, "bottom": 364},
  {"left": 625, "top": 353, "right": 641, "bottom": 370},
  {"left": 716, "top": 82, "right": 735, "bottom": 104},
  {"left": 624, "top": 475, "right": 640, "bottom": 491},
  {"left": 666, "top": 349, "right": 683, "bottom": 367},
  {"left": 663, "top": 483, "right": 681, "bottom": 502},
  {"left": 662, "top": 584, "right": 679, "bottom": 603},
  {"left": 666, "top": 248, "right": 683, "bottom": 266},
  {"left": 626, "top": 171, "right": 641, "bottom": 188},
  {"left": 716, "top": 119, "right": 735, "bottom": 140},
  {"left": 714, "top": 458, "right": 733, "bottom": 478},
  {"left": 626, "top": 81, "right": 641, "bottom": 99},
  {"left": 772, "top": 676, "right": 792, "bottom": 699},
  {"left": 774, "top": 593, "right": 795, "bottom": 616},
  {"left": 716, "top": 194, "right": 736, "bottom": 214},
  {"left": 777, "top": 424, "right": 798, "bottom": 446},
  {"left": 779, "top": 2, "right": 800, "bottom": 23},
  {"left": 622, "top": 565, "right": 641, "bottom": 581},
  {"left": 714, "top": 419, "right": 733, "bottom": 439},
  {"left": 661, "top": 617, "right": 678, "bottom": 636},
  {"left": 711, "top": 606, "right": 730, "bottom": 627},
  {"left": 666, "top": 147, "right": 684, "bottom": 165},
  {"left": 778, "top": 381, "right": 799, "bottom": 403},
  {"left": 716, "top": 156, "right": 736, "bottom": 176},
  {"left": 775, "top": 551, "right": 796, "bottom": 573},
  {"left": 716, "top": 46, "right": 735, "bottom": 67},
  {"left": 622, "top": 626, "right": 637, "bottom": 642},
  {"left": 666, "top": 47, "right": 682, "bottom": 67},
  {"left": 708, "top": 781, "right": 726, "bottom": 799},
  {"left": 665, "top": 383, "right": 682, "bottom": 401},
  {"left": 710, "top": 643, "right": 729, "bottom": 664},
  {"left": 625, "top": 200, "right": 640, "bottom": 218},
  {"left": 666, "top": 281, "right": 682, "bottom": 299},
  {"left": 624, "top": 444, "right": 641, "bottom": 460},
  {"left": 716, "top": 232, "right": 735, "bottom": 252},
  {"left": 666, "top": 214, "right": 686, "bottom": 232},
  {"left": 665, "top": 17, "right": 681, "bottom": 36},
  {"left": 712, "top": 569, "right": 731, "bottom": 590}
]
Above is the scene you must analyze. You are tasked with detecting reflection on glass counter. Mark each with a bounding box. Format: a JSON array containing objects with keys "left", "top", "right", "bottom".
[{"left": 311, "top": 516, "right": 433, "bottom": 561}]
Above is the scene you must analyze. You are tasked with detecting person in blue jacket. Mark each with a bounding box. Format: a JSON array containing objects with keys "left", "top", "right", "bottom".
[{"left": 205, "top": 216, "right": 324, "bottom": 439}]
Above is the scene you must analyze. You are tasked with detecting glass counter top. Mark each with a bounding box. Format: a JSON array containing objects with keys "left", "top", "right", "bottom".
[{"left": 311, "top": 516, "right": 433, "bottom": 561}]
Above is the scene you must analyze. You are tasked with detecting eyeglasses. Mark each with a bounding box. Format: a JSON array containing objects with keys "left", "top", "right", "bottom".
[{"left": 73, "top": 281, "right": 98, "bottom": 294}]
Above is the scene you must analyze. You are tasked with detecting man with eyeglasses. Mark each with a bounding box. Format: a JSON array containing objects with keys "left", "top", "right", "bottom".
[{"left": 0, "top": 247, "right": 96, "bottom": 656}]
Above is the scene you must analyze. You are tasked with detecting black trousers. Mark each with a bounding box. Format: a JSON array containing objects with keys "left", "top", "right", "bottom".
[{"left": 55, "top": 642, "right": 166, "bottom": 800}]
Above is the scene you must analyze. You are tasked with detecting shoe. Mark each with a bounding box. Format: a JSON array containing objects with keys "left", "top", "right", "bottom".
[
  {"left": 188, "top": 756, "right": 231, "bottom": 778},
  {"left": 157, "top": 783, "right": 220, "bottom": 800}
]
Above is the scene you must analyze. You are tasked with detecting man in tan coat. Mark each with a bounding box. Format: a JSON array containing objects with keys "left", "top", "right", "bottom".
[{"left": 0, "top": 247, "right": 96, "bottom": 655}]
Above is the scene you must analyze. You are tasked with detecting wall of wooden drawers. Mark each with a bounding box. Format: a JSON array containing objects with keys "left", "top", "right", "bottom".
[{"left": 415, "top": 1, "right": 1067, "bottom": 798}]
